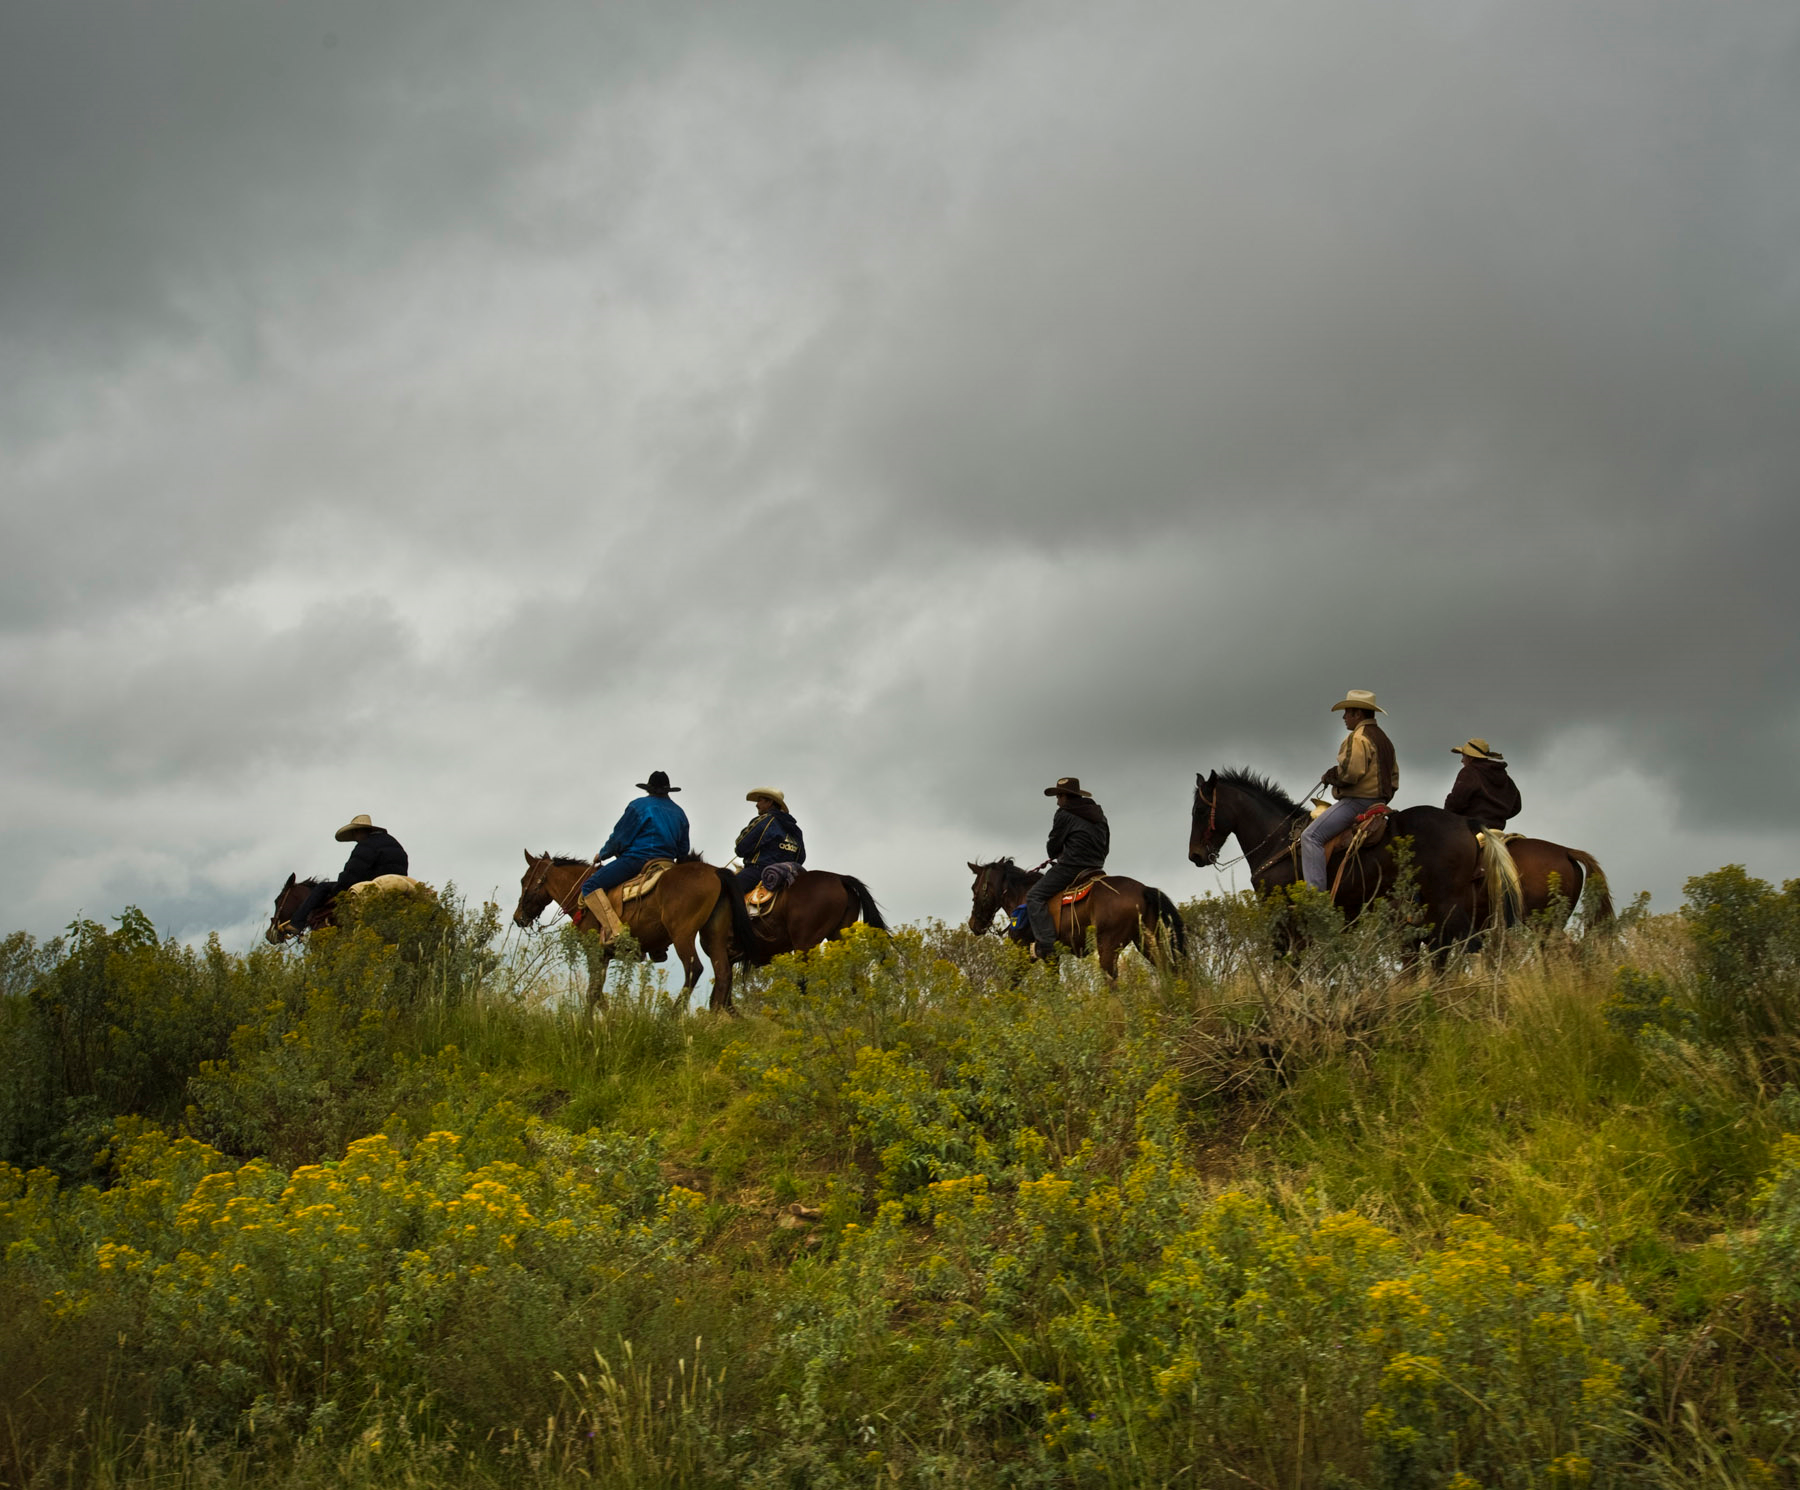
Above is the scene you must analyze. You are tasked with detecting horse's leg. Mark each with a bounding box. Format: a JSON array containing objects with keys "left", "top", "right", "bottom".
[
  {"left": 699, "top": 893, "right": 736, "bottom": 1013},
  {"left": 586, "top": 944, "right": 612, "bottom": 1010}
]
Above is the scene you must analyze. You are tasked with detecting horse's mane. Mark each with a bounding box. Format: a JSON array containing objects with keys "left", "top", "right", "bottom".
[
  {"left": 1212, "top": 767, "right": 1301, "bottom": 813},
  {"left": 972, "top": 856, "right": 1037, "bottom": 888},
  {"left": 296, "top": 876, "right": 328, "bottom": 889}
]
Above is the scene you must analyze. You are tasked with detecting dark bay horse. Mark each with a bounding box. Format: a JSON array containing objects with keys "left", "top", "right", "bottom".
[
  {"left": 1188, "top": 768, "right": 1510, "bottom": 957},
  {"left": 1483, "top": 836, "right": 1614, "bottom": 931},
  {"left": 267, "top": 873, "right": 334, "bottom": 943},
  {"left": 737, "top": 870, "right": 888, "bottom": 966},
  {"left": 513, "top": 853, "right": 748, "bottom": 1011},
  {"left": 966, "top": 859, "right": 1187, "bottom": 977}
]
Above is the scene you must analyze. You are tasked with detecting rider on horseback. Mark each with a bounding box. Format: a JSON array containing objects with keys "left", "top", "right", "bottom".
[
  {"left": 290, "top": 813, "right": 409, "bottom": 933},
  {"left": 734, "top": 789, "right": 805, "bottom": 897},
  {"left": 581, "top": 770, "right": 690, "bottom": 944},
  {"left": 1026, "top": 777, "right": 1110, "bottom": 960},
  {"left": 1300, "top": 690, "right": 1399, "bottom": 893},
  {"left": 1444, "top": 738, "right": 1521, "bottom": 830}
]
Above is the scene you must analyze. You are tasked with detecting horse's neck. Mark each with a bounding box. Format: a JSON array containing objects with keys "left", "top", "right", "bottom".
[
  {"left": 988, "top": 871, "right": 1035, "bottom": 911},
  {"left": 550, "top": 865, "right": 587, "bottom": 910},
  {"left": 1229, "top": 798, "right": 1305, "bottom": 874}
]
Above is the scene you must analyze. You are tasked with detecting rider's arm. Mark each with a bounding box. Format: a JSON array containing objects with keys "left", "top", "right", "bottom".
[
  {"left": 1444, "top": 765, "right": 1476, "bottom": 815},
  {"left": 334, "top": 837, "right": 378, "bottom": 891},
  {"left": 597, "top": 802, "right": 643, "bottom": 862}
]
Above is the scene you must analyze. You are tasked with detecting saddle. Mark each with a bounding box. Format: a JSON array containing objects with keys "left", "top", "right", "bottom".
[
  {"left": 1322, "top": 803, "right": 1393, "bottom": 861},
  {"left": 745, "top": 862, "right": 803, "bottom": 918},
  {"left": 1056, "top": 868, "right": 1109, "bottom": 908},
  {"left": 618, "top": 859, "right": 675, "bottom": 905}
]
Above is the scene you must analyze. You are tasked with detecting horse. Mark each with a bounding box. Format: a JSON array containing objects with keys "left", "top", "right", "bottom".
[
  {"left": 267, "top": 874, "right": 334, "bottom": 943},
  {"left": 1188, "top": 768, "right": 1511, "bottom": 960},
  {"left": 513, "top": 853, "right": 749, "bottom": 1011},
  {"left": 1481, "top": 836, "right": 1614, "bottom": 931},
  {"left": 735, "top": 870, "right": 889, "bottom": 965},
  {"left": 966, "top": 859, "right": 1187, "bottom": 977}
]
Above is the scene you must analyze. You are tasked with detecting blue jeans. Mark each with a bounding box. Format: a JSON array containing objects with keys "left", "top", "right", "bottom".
[
  {"left": 1300, "top": 799, "right": 1379, "bottom": 890},
  {"left": 580, "top": 857, "right": 646, "bottom": 898},
  {"left": 1025, "top": 861, "right": 1086, "bottom": 950}
]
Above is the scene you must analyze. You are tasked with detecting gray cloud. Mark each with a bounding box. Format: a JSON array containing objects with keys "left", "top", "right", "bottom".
[{"left": 3, "top": 0, "right": 1797, "bottom": 943}]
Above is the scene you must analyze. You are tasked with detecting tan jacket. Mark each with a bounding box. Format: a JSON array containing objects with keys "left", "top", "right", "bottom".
[{"left": 1330, "top": 721, "right": 1399, "bottom": 801}]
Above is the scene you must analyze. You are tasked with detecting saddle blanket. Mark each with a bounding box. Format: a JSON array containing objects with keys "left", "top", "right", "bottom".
[{"left": 342, "top": 874, "right": 433, "bottom": 899}]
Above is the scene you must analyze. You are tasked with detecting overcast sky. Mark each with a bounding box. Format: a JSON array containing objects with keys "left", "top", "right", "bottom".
[{"left": 3, "top": 0, "right": 1797, "bottom": 945}]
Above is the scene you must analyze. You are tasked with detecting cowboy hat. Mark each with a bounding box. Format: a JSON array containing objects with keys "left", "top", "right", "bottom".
[
  {"left": 334, "top": 813, "right": 384, "bottom": 842},
  {"left": 745, "top": 787, "right": 787, "bottom": 809},
  {"left": 1330, "top": 689, "right": 1385, "bottom": 714},
  {"left": 1452, "top": 738, "right": 1506, "bottom": 762},
  {"left": 636, "top": 770, "right": 680, "bottom": 794},
  {"left": 1044, "top": 776, "right": 1094, "bottom": 799}
]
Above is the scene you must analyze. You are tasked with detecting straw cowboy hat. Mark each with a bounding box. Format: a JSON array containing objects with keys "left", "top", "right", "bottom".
[
  {"left": 745, "top": 787, "right": 787, "bottom": 809},
  {"left": 1329, "top": 689, "right": 1385, "bottom": 714},
  {"left": 1044, "top": 776, "right": 1094, "bottom": 799},
  {"left": 334, "top": 813, "right": 384, "bottom": 842},
  {"left": 1452, "top": 738, "right": 1506, "bottom": 762},
  {"left": 636, "top": 770, "right": 680, "bottom": 794}
]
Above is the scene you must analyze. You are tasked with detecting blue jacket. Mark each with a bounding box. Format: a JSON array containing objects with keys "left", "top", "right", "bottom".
[
  {"left": 598, "top": 796, "right": 690, "bottom": 864},
  {"left": 735, "top": 810, "right": 805, "bottom": 868}
]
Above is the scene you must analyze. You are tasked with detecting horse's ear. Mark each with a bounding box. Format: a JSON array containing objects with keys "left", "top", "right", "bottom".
[
  {"left": 283, "top": 872, "right": 295, "bottom": 891},
  {"left": 523, "top": 849, "right": 534, "bottom": 864},
  {"left": 967, "top": 861, "right": 980, "bottom": 874},
  {"left": 1195, "top": 772, "right": 1202, "bottom": 783}
]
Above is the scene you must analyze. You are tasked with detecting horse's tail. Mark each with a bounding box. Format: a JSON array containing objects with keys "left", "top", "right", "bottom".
[
  {"left": 1566, "top": 849, "right": 1614, "bottom": 927},
  {"left": 714, "top": 867, "right": 756, "bottom": 963},
  {"left": 1145, "top": 887, "right": 1187, "bottom": 960},
  {"left": 840, "top": 875, "right": 890, "bottom": 932},
  {"left": 1480, "top": 831, "right": 1525, "bottom": 933}
]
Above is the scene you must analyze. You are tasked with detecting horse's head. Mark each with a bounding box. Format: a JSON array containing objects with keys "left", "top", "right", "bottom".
[
  {"left": 266, "top": 873, "right": 300, "bottom": 944},
  {"left": 967, "top": 859, "right": 1019, "bottom": 933},
  {"left": 514, "top": 851, "right": 558, "bottom": 928},
  {"left": 1189, "top": 772, "right": 1225, "bottom": 867}
]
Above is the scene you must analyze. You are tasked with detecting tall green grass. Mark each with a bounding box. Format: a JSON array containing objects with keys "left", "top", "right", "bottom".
[{"left": 4, "top": 872, "right": 1799, "bottom": 1487}]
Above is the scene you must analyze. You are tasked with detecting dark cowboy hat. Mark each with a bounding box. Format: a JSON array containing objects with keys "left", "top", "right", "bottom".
[
  {"left": 1044, "top": 776, "right": 1094, "bottom": 799},
  {"left": 636, "top": 770, "right": 680, "bottom": 795}
]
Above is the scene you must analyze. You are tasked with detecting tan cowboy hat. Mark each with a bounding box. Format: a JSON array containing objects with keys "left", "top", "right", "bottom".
[
  {"left": 1452, "top": 738, "right": 1506, "bottom": 762},
  {"left": 334, "top": 813, "right": 384, "bottom": 842},
  {"left": 1330, "top": 689, "right": 1385, "bottom": 714},
  {"left": 745, "top": 787, "right": 787, "bottom": 809},
  {"left": 1044, "top": 776, "right": 1094, "bottom": 798}
]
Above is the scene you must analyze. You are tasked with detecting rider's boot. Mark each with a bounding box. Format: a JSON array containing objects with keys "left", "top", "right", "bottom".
[{"left": 582, "top": 889, "right": 628, "bottom": 944}]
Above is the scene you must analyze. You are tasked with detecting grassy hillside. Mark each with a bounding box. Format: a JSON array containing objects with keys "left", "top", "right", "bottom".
[{"left": 3, "top": 871, "right": 1798, "bottom": 1488}]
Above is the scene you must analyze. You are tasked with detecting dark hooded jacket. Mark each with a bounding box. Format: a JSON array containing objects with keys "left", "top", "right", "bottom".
[
  {"left": 1444, "top": 758, "right": 1521, "bottom": 830},
  {"left": 1046, "top": 799, "right": 1110, "bottom": 869},
  {"left": 736, "top": 809, "right": 805, "bottom": 869},
  {"left": 333, "top": 829, "right": 408, "bottom": 891}
]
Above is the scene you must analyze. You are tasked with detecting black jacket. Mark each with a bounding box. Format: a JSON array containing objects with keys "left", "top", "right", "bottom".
[
  {"left": 736, "top": 810, "right": 806, "bottom": 868},
  {"left": 1444, "top": 759, "right": 1521, "bottom": 830},
  {"left": 333, "top": 830, "right": 409, "bottom": 891},
  {"left": 1046, "top": 801, "right": 1109, "bottom": 869}
]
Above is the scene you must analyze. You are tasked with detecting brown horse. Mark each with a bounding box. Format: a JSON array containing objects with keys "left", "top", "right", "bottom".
[
  {"left": 736, "top": 870, "right": 889, "bottom": 966},
  {"left": 966, "top": 859, "right": 1187, "bottom": 977},
  {"left": 512, "top": 853, "right": 749, "bottom": 1011},
  {"left": 266, "top": 874, "right": 333, "bottom": 943},
  {"left": 1483, "top": 836, "right": 1615, "bottom": 930},
  {"left": 1188, "top": 768, "right": 1510, "bottom": 959}
]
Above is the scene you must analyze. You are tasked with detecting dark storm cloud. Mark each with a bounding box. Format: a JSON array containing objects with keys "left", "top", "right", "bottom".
[{"left": 2, "top": 0, "right": 1796, "bottom": 941}]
